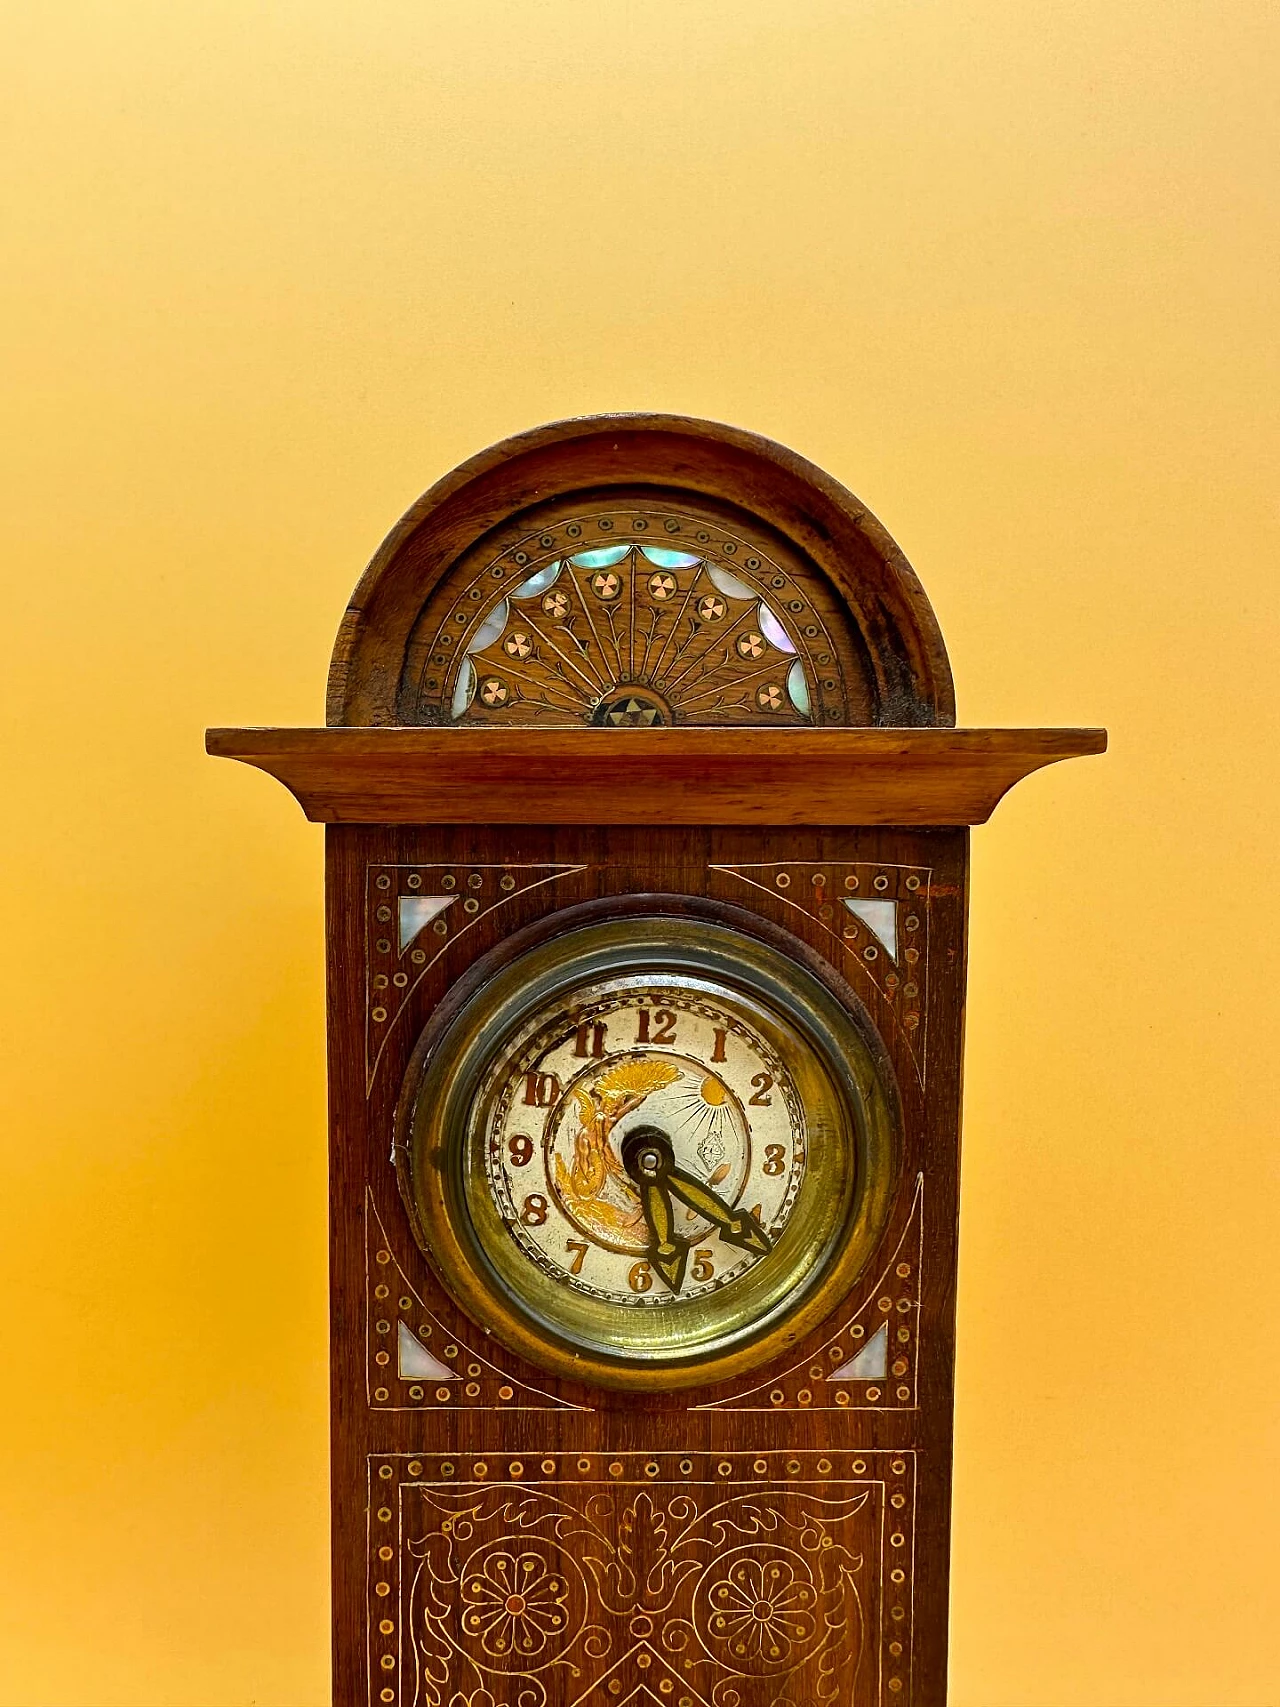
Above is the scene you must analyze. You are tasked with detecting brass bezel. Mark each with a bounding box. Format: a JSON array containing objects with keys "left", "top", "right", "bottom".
[{"left": 395, "top": 908, "right": 899, "bottom": 1391}]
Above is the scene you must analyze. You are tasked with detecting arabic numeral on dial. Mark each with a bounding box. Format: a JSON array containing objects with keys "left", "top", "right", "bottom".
[
  {"left": 523, "top": 1072, "right": 561, "bottom": 1107},
  {"left": 628, "top": 1261, "right": 653, "bottom": 1293},
  {"left": 635, "top": 1008, "right": 677, "bottom": 1045},
  {"left": 508, "top": 1133, "right": 534, "bottom": 1167},
  {"left": 749, "top": 1071, "right": 774, "bottom": 1105},
  {"left": 566, "top": 1239, "right": 588, "bottom": 1275},
  {"left": 574, "top": 1021, "right": 607, "bottom": 1058},
  {"left": 520, "top": 1194, "right": 549, "bottom": 1226},
  {"left": 692, "top": 1248, "right": 714, "bottom": 1282},
  {"left": 763, "top": 1143, "right": 787, "bottom": 1175}
]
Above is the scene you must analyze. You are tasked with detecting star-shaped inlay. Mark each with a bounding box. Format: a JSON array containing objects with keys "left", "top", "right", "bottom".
[{"left": 598, "top": 695, "right": 665, "bottom": 727}]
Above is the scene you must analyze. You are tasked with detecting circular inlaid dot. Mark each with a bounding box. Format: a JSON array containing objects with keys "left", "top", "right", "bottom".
[
  {"left": 797, "top": 1388, "right": 812, "bottom": 1405},
  {"left": 473, "top": 1462, "right": 488, "bottom": 1478},
  {"left": 808, "top": 1363, "right": 823, "bottom": 1379},
  {"left": 905, "top": 946, "right": 919, "bottom": 963},
  {"left": 892, "top": 1606, "right": 906, "bottom": 1622},
  {"left": 863, "top": 945, "right": 878, "bottom": 961},
  {"left": 844, "top": 874, "right": 859, "bottom": 890},
  {"left": 378, "top": 1465, "right": 393, "bottom": 1480},
  {"left": 441, "top": 1462, "right": 455, "bottom": 1476},
  {"left": 817, "top": 1458, "right": 832, "bottom": 1474},
  {"left": 541, "top": 1458, "right": 555, "bottom": 1474},
  {"left": 509, "top": 1462, "right": 524, "bottom": 1478},
  {"left": 409, "top": 1386, "right": 423, "bottom": 1400},
  {"left": 609, "top": 1684, "right": 622, "bottom": 1696},
  {"left": 376, "top": 904, "right": 391, "bottom": 922},
  {"left": 753, "top": 1458, "right": 768, "bottom": 1475},
  {"left": 893, "top": 1358, "right": 909, "bottom": 1376},
  {"left": 898, "top": 1298, "right": 913, "bottom": 1313},
  {"left": 851, "top": 1324, "right": 865, "bottom": 1339},
  {"left": 867, "top": 1387, "right": 881, "bottom": 1401},
  {"left": 775, "top": 873, "right": 790, "bottom": 888},
  {"left": 376, "top": 874, "right": 391, "bottom": 889},
  {"left": 633, "top": 518, "right": 648, "bottom": 531},
  {"left": 417, "top": 1323, "right": 431, "bottom": 1337},
  {"left": 786, "top": 1460, "right": 801, "bottom": 1475},
  {"left": 375, "top": 1319, "right": 390, "bottom": 1335},
  {"left": 379, "top": 1617, "right": 394, "bottom": 1634},
  {"left": 435, "top": 1387, "right": 451, "bottom": 1403},
  {"left": 498, "top": 1386, "right": 514, "bottom": 1400},
  {"left": 852, "top": 1459, "right": 867, "bottom": 1474},
  {"left": 717, "top": 1461, "right": 732, "bottom": 1477},
  {"left": 723, "top": 541, "right": 737, "bottom": 554},
  {"left": 897, "top": 1385, "right": 911, "bottom": 1400},
  {"left": 374, "top": 1581, "right": 390, "bottom": 1596},
  {"left": 443, "top": 1345, "right": 458, "bottom": 1358},
  {"left": 636, "top": 1654, "right": 651, "bottom": 1669},
  {"left": 513, "top": 551, "right": 529, "bottom": 565},
  {"left": 406, "top": 873, "right": 422, "bottom": 890},
  {"left": 904, "top": 1013, "right": 920, "bottom": 1029},
  {"left": 644, "top": 1461, "right": 659, "bottom": 1478},
  {"left": 411, "top": 949, "right": 425, "bottom": 964},
  {"left": 770, "top": 1389, "right": 786, "bottom": 1406},
  {"left": 608, "top": 1461, "right": 624, "bottom": 1478},
  {"left": 889, "top": 1680, "right": 903, "bottom": 1693},
  {"left": 891, "top": 1568, "right": 906, "bottom": 1584},
  {"left": 879, "top": 1296, "right": 893, "bottom": 1311},
  {"left": 835, "top": 1389, "right": 850, "bottom": 1406},
  {"left": 374, "top": 1285, "right": 389, "bottom": 1300},
  {"left": 381, "top": 1689, "right": 394, "bottom": 1702},
  {"left": 377, "top": 1506, "right": 392, "bottom": 1522},
  {"left": 578, "top": 1457, "right": 591, "bottom": 1472},
  {"left": 380, "top": 1654, "right": 395, "bottom": 1671},
  {"left": 906, "top": 874, "right": 921, "bottom": 890},
  {"left": 891, "top": 1493, "right": 906, "bottom": 1509},
  {"left": 375, "top": 1351, "right": 389, "bottom": 1367},
  {"left": 371, "top": 1006, "right": 387, "bottom": 1022},
  {"left": 378, "top": 1545, "right": 393, "bottom": 1561},
  {"left": 500, "top": 874, "right": 515, "bottom": 891},
  {"left": 906, "top": 914, "right": 920, "bottom": 931},
  {"left": 891, "top": 1458, "right": 907, "bottom": 1475},
  {"left": 898, "top": 1327, "right": 911, "bottom": 1343},
  {"left": 679, "top": 1458, "right": 693, "bottom": 1475},
  {"left": 375, "top": 938, "right": 390, "bottom": 953},
  {"left": 465, "top": 1381, "right": 480, "bottom": 1397},
  {"left": 392, "top": 973, "right": 407, "bottom": 988},
  {"left": 897, "top": 1262, "right": 911, "bottom": 1277}
]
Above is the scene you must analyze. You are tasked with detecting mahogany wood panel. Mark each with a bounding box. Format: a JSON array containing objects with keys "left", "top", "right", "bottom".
[
  {"left": 326, "top": 823, "right": 970, "bottom": 1707},
  {"left": 206, "top": 725, "right": 1105, "bottom": 825}
]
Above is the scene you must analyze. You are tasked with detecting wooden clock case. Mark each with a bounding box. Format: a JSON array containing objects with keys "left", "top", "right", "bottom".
[{"left": 209, "top": 414, "right": 1104, "bottom": 1707}]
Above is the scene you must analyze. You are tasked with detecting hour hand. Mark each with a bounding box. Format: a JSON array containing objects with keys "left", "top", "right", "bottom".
[{"left": 620, "top": 1127, "right": 688, "bottom": 1293}]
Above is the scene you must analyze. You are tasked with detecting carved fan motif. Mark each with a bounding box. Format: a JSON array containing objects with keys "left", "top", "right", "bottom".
[{"left": 400, "top": 508, "right": 861, "bottom": 726}]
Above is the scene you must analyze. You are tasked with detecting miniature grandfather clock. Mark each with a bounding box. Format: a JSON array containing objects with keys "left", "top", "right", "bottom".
[{"left": 209, "top": 416, "right": 1103, "bottom": 1707}]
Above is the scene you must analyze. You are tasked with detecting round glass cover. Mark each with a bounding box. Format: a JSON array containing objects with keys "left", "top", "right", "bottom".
[{"left": 398, "top": 914, "right": 897, "bottom": 1389}]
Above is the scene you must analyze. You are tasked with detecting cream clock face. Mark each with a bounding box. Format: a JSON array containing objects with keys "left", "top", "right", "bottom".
[
  {"left": 399, "top": 914, "right": 897, "bottom": 1390},
  {"left": 483, "top": 982, "right": 806, "bottom": 1307}
]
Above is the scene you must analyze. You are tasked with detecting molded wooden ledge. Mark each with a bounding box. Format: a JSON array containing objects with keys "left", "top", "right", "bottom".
[{"left": 205, "top": 727, "right": 1106, "bottom": 827}]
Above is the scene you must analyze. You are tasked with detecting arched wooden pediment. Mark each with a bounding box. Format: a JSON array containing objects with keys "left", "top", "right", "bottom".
[{"left": 327, "top": 415, "right": 955, "bottom": 729}]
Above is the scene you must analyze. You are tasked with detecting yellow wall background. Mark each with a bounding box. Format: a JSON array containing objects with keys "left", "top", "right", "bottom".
[{"left": 2, "top": 2, "right": 1277, "bottom": 1703}]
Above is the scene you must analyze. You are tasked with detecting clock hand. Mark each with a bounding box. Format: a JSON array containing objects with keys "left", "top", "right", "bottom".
[
  {"left": 620, "top": 1127, "right": 688, "bottom": 1293},
  {"left": 665, "top": 1167, "right": 772, "bottom": 1257}
]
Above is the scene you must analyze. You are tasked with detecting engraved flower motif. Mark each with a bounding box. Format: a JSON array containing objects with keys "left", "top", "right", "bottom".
[
  {"left": 460, "top": 1550, "right": 569, "bottom": 1658},
  {"left": 707, "top": 1554, "right": 817, "bottom": 1663}
]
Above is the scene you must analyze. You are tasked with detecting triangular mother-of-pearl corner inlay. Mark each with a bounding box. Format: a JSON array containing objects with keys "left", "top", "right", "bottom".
[{"left": 365, "top": 1191, "right": 587, "bottom": 1412}]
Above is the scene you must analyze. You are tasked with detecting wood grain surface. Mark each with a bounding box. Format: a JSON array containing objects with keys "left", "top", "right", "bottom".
[{"left": 206, "top": 725, "right": 1105, "bottom": 825}]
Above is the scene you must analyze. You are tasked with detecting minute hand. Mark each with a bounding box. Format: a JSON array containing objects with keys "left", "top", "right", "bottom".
[{"left": 666, "top": 1170, "right": 772, "bottom": 1257}]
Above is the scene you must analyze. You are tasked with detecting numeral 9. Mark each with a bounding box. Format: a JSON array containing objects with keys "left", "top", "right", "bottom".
[{"left": 508, "top": 1133, "right": 534, "bottom": 1168}]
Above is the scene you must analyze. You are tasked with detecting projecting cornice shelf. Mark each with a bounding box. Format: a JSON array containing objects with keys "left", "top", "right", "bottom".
[{"left": 205, "top": 726, "right": 1106, "bottom": 827}]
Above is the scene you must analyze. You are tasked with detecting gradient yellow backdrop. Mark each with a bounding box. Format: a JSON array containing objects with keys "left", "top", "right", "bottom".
[{"left": 2, "top": 2, "right": 1277, "bottom": 1704}]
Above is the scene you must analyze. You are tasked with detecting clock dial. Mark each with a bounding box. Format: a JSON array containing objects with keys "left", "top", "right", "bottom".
[
  {"left": 484, "top": 985, "right": 804, "bottom": 1305},
  {"left": 399, "top": 913, "right": 898, "bottom": 1389}
]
